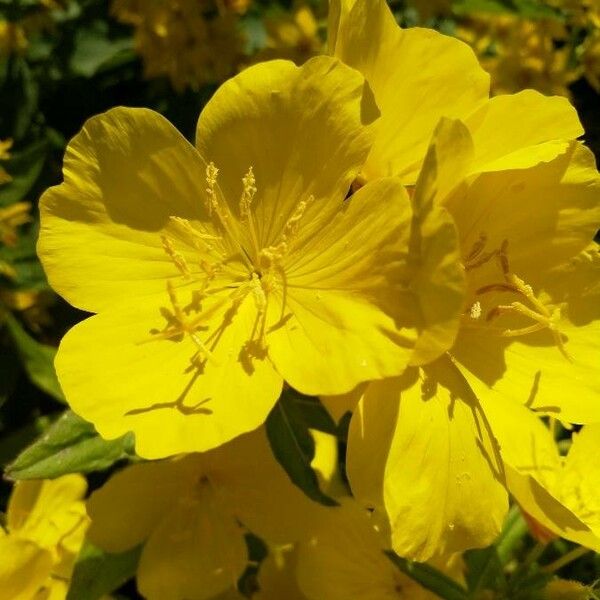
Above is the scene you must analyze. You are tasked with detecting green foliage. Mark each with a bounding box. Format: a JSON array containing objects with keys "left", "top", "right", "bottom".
[
  {"left": 67, "top": 542, "right": 142, "bottom": 600},
  {"left": 266, "top": 387, "right": 338, "bottom": 506},
  {"left": 6, "top": 410, "right": 135, "bottom": 480}
]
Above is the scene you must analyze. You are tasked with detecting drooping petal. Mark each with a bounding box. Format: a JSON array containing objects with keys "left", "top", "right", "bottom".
[
  {"left": 137, "top": 489, "right": 247, "bottom": 600},
  {"left": 329, "top": 0, "right": 489, "bottom": 183},
  {"left": 347, "top": 357, "right": 507, "bottom": 562},
  {"left": 480, "top": 395, "right": 600, "bottom": 550},
  {"left": 55, "top": 293, "right": 283, "bottom": 459},
  {"left": 87, "top": 457, "right": 202, "bottom": 553},
  {"left": 196, "top": 56, "right": 379, "bottom": 251},
  {"left": 38, "top": 107, "right": 227, "bottom": 314},
  {"left": 465, "top": 90, "right": 584, "bottom": 174},
  {"left": 266, "top": 178, "right": 416, "bottom": 396}
]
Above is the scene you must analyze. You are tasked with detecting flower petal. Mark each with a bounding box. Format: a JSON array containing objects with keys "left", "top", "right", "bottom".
[
  {"left": 454, "top": 246, "right": 600, "bottom": 424},
  {"left": 266, "top": 178, "right": 416, "bottom": 396},
  {"left": 480, "top": 396, "right": 600, "bottom": 550},
  {"left": 329, "top": 0, "right": 489, "bottom": 182},
  {"left": 55, "top": 294, "right": 283, "bottom": 459},
  {"left": 347, "top": 357, "right": 507, "bottom": 561},
  {"left": 446, "top": 142, "right": 600, "bottom": 281},
  {"left": 137, "top": 490, "right": 247, "bottom": 600},
  {"left": 206, "top": 429, "right": 331, "bottom": 543},
  {"left": 0, "top": 537, "right": 53, "bottom": 600},
  {"left": 465, "top": 90, "right": 584, "bottom": 174},
  {"left": 87, "top": 457, "right": 202, "bottom": 553},
  {"left": 408, "top": 118, "right": 469, "bottom": 365},
  {"left": 196, "top": 56, "right": 379, "bottom": 250},
  {"left": 38, "top": 107, "right": 221, "bottom": 313}
]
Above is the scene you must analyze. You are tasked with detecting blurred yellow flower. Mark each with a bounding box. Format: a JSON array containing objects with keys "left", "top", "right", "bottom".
[
  {"left": 581, "top": 29, "right": 600, "bottom": 92},
  {"left": 111, "top": 0, "right": 248, "bottom": 91},
  {"left": 0, "top": 139, "right": 13, "bottom": 185},
  {"left": 38, "top": 56, "right": 417, "bottom": 459},
  {"left": 87, "top": 429, "right": 329, "bottom": 600},
  {"left": 255, "top": 5, "right": 323, "bottom": 64},
  {"left": 0, "top": 475, "right": 88, "bottom": 600},
  {"left": 0, "top": 20, "right": 28, "bottom": 56},
  {"left": 458, "top": 15, "right": 579, "bottom": 97}
]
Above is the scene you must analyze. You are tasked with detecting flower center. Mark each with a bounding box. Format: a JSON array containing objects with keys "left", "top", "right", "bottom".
[
  {"left": 462, "top": 234, "right": 569, "bottom": 360},
  {"left": 151, "top": 162, "right": 311, "bottom": 367}
]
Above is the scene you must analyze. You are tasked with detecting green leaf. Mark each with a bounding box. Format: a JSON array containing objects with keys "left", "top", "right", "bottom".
[
  {"left": 6, "top": 410, "right": 135, "bottom": 480},
  {"left": 266, "top": 388, "right": 338, "bottom": 507},
  {"left": 3, "top": 312, "right": 64, "bottom": 402},
  {"left": 464, "top": 546, "right": 508, "bottom": 595},
  {"left": 385, "top": 551, "right": 469, "bottom": 600},
  {"left": 67, "top": 541, "right": 141, "bottom": 600},
  {"left": 0, "top": 139, "right": 47, "bottom": 206},
  {"left": 70, "top": 23, "right": 133, "bottom": 78}
]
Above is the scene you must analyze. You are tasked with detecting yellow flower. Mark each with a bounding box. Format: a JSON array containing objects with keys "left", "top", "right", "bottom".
[
  {"left": 296, "top": 499, "right": 452, "bottom": 600},
  {"left": 458, "top": 14, "right": 579, "bottom": 98},
  {"left": 255, "top": 544, "right": 307, "bottom": 600},
  {"left": 581, "top": 29, "right": 600, "bottom": 92},
  {"left": 0, "top": 21, "right": 28, "bottom": 57},
  {"left": 543, "top": 579, "right": 599, "bottom": 600},
  {"left": 325, "top": 0, "right": 600, "bottom": 559},
  {"left": 0, "top": 475, "right": 88, "bottom": 600},
  {"left": 255, "top": 5, "right": 323, "bottom": 65},
  {"left": 111, "top": 0, "right": 247, "bottom": 91},
  {"left": 87, "top": 428, "right": 329, "bottom": 600},
  {"left": 329, "top": 0, "right": 585, "bottom": 184},
  {"left": 327, "top": 120, "right": 600, "bottom": 560},
  {"left": 38, "top": 57, "right": 416, "bottom": 459},
  {"left": 0, "top": 138, "right": 12, "bottom": 185}
]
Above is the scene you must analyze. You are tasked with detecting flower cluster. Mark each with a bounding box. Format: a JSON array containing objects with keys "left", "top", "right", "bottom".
[{"left": 1, "top": 0, "right": 599, "bottom": 598}]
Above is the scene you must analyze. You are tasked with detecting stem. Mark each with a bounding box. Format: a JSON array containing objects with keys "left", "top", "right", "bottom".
[
  {"left": 384, "top": 551, "right": 469, "bottom": 600},
  {"left": 497, "top": 505, "right": 529, "bottom": 565},
  {"left": 542, "top": 546, "right": 592, "bottom": 574}
]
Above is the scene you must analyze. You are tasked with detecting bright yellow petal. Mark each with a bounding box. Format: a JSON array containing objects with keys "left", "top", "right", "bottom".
[
  {"left": 206, "top": 429, "right": 331, "bottom": 543},
  {"left": 348, "top": 357, "right": 507, "bottom": 561},
  {"left": 8, "top": 475, "right": 87, "bottom": 549},
  {"left": 320, "top": 384, "right": 365, "bottom": 422},
  {"left": 38, "top": 107, "right": 223, "bottom": 313},
  {"left": 87, "top": 457, "right": 202, "bottom": 553},
  {"left": 137, "top": 489, "right": 247, "bottom": 600},
  {"left": 465, "top": 90, "right": 584, "bottom": 174},
  {"left": 0, "top": 537, "right": 53, "bottom": 600},
  {"left": 266, "top": 178, "right": 416, "bottom": 396},
  {"left": 407, "top": 118, "right": 469, "bottom": 365},
  {"left": 55, "top": 294, "right": 283, "bottom": 459},
  {"left": 446, "top": 142, "right": 600, "bottom": 282},
  {"left": 560, "top": 425, "right": 600, "bottom": 535},
  {"left": 196, "top": 56, "right": 379, "bottom": 251},
  {"left": 329, "top": 0, "right": 489, "bottom": 183}
]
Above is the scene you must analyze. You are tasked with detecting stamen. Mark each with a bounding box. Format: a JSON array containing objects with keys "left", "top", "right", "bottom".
[
  {"left": 469, "top": 301, "right": 482, "bottom": 320},
  {"left": 239, "top": 167, "right": 257, "bottom": 222},
  {"left": 463, "top": 235, "right": 569, "bottom": 359},
  {"left": 169, "top": 216, "right": 221, "bottom": 253},
  {"left": 161, "top": 235, "right": 191, "bottom": 278}
]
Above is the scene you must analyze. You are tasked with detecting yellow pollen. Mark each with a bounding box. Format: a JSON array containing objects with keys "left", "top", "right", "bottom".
[
  {"left": 161, "top": 235, "right": 191, "bottom": 278},
  {"left": 469, "top": 301, "right": 482, "bottom": 320}
]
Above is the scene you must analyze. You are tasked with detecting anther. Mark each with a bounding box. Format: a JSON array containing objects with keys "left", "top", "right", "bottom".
[
  {"left": 161, "top": 235, "right": 191, "bottom": 278},
  {"left": 239, "top": 166, "right": 257, "bottom": 221}
]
